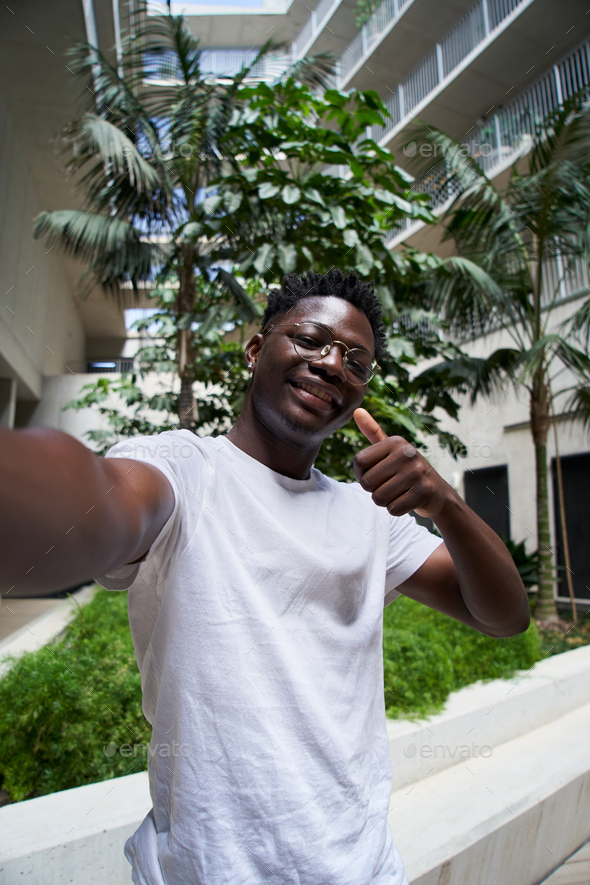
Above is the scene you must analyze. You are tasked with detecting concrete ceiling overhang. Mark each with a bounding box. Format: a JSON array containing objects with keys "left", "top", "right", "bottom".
[
  {"left": 383, "top": 0, "right": 590, "bottom": 158},
  {"left": 183, "top": 0, "right": 311, "bottom": 46}
]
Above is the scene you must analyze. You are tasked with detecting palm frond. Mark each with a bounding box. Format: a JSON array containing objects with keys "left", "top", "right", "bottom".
[
  {"left": 563, "top": 384, "right": 590, "bottom": 431},
  {"left": 285, "top": 53, "right": 337, "bottom": 91},
  {"left": 424, "top": 256, "right": 517, "bottom": 335},
  {"left": 33, "top": 210, "right": 162, "bottom": 299},
  {"left": 69, "top": 114, "right": 161, "bottom": 193},
  {"left": 413, "top": 348, "right": 522, "bottom": 404}
]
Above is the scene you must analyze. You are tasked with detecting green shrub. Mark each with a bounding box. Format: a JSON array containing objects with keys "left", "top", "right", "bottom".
[
  {"left": 0, "top": 588, "right": 150, "bottom": 802},
  {"left": 382, "top": 596, "right": 543, "bottom": 719}
]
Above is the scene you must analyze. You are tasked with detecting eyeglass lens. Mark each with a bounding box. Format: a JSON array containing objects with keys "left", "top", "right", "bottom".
[{"left": 292, "top": 323, "right": 373, "bottom": 383}]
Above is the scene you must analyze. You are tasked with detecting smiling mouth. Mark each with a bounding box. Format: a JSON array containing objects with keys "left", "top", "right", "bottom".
[{"left": 291, "top": 381, "right": 336, "bottom": 405}]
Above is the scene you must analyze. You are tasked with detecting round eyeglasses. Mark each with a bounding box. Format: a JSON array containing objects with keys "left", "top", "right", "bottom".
[{"left": 262, "top": 322, "right": 379, "bottom": 385}]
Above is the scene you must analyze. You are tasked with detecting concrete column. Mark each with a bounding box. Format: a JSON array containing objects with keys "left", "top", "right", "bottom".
[{"left": 0, "top": 378, "right": 17, "bottom": 428}]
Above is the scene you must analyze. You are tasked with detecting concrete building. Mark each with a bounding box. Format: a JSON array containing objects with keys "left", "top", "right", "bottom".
[{"left": 1, "top": 0, "right": 589, "bottom": 603}]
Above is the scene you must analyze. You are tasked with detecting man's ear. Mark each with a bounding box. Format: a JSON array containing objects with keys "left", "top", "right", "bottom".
[{"left": 244, "top": 333, "right": 264, "bottom": 367}]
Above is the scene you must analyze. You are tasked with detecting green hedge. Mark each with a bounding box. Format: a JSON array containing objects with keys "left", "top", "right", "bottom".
[
  {"left": 383, "top": 595, "right": 542, "bottom": 719},
  {"left": 0, "top": 589, "right": 150, "bottom": 802},
  {"left": 0, "top": 588, "right": 542, "bottom": 802}
]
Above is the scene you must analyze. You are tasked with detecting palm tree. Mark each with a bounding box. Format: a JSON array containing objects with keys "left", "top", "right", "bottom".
[
  {"left": 409, "top": 91, "right": 590, "bottom": 620},
  {"left": 33, "top": 8, "right": 334, "bottom": 427}
]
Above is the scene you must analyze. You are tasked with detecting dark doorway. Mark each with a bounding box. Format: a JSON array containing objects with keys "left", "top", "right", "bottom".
[
  {"left": 551, "top": 452, "right": 590, "bottom": 601},
  {"left": 464, "top": 465, "right": 510, "bottom": 539}
]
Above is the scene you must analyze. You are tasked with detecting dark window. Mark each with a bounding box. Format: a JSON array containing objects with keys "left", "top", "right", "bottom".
[
  {"left": 464, "top": 465, "right": 510, "bottom": 539},
  {"left": 552, "top": 453, "right": 590, "bottom": 601}
]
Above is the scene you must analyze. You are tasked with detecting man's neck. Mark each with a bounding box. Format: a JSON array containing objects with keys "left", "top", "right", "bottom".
[{"left": 226, "top": 416, "right": 320, "bottom": 481}]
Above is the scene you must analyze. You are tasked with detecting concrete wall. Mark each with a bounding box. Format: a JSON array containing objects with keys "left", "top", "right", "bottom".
[
  {"left": 0, "top": 88, "right": 84, "bottom": 406},
  {"left": 421, "top": 297, "right": 590, "bottom": 581}
]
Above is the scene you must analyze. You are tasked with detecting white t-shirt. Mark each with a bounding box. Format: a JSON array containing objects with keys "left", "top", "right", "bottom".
[{"left": 98, "top": 431, "right": 442, "bottom": 885}]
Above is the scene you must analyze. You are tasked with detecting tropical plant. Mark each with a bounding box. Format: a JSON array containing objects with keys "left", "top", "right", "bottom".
[
  {"left": 407, "top": 90, "right": 590, "bottom": 619},
  {"left": 33, "top": 7, "right": 336, "bottom": 428},
  {"left": 354, "top": 0, "right": 381, "bottom": 28},
  {"left": 39, "top": 7, "right": 469, "bottom": 465}
]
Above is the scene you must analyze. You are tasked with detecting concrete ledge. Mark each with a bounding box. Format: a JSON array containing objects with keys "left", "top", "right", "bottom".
[
  {"left": 0, "top": 772, "right": 150, "bottom": 885},
  {"left": 1, "top": 647, "right": 589, "bottom": 884},
  {"left": 392, "top": 700, "right": 590, "bottom": 885},
  {"left": 387, "top": 645, "right": 590, "bottom": 791},
  {"left": 0, "top": 585, "right": 97, "bottom": 677}
]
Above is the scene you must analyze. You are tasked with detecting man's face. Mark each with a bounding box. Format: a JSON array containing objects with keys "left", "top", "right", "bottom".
[{"left": 245, "top": 296, "right": 375, "bottom": 446}]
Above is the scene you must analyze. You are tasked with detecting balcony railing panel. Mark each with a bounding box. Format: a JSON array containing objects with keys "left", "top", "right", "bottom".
[
  {"left": 292, "top": 0, "right": 339, "bottom": 58},
  {"left": 339, "top": 29, "right": 364, "bottom": 80},
  {"left": 403, "top": 47, "right": 439, "bottom": 112},
  {"left": 441, "top": 0, "right": 486, "bottom": 77},
  {"left": 143, "top": 48, "right": 291, "bottom": 82},
  {"left": 487, "top": 0, "right": 521, "bottom": 30},
  {"left": 558, "top": 41, "right": 590, "bottom": 98}
]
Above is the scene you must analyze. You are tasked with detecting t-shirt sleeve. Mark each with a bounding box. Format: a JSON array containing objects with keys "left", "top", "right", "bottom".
[
  {"left": 384, "top": 512, "right": 444, "bottom": 607},
  {"left": 95, "top": 431, "right": 207, "bottom": 591}
]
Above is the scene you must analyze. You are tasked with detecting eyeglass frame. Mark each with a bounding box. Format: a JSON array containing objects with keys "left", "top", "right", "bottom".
[{"left": 262, "top": 321, "right": 380, "bottom": 385}]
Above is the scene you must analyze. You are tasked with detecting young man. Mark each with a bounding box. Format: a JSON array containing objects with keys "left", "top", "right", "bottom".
[{"left": 1, "top": 269, "right": 529, "bottom": 885}]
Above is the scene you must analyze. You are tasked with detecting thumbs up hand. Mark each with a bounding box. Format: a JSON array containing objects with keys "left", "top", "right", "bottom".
[{"left": 352, "top": 408, "right": 451, "bottom": 519}]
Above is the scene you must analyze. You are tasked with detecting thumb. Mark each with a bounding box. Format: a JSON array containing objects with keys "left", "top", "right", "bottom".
[{"left": 353, "top": 408, "right": 388, "bottom": 445}]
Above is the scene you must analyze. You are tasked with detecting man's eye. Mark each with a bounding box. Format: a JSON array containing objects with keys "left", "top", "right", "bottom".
[{"left": 295, "top": 335, "right": 321, "bottom": 348}]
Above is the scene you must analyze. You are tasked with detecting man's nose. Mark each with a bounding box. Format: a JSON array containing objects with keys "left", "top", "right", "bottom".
[{"left": 311, "top": 344, "right": 347, "bottom": 380}]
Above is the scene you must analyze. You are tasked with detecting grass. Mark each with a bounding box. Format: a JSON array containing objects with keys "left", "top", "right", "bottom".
[
  {"left": 535, "top": 606, "right": 590, "bottom": 658},
  {"left": 0, "top": 588, "right": 583, "bottom": 802}
]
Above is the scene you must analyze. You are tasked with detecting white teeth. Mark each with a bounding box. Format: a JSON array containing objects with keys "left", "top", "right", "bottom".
[{"left": 295, "top": 382, "right": 333, "bottom": 403}]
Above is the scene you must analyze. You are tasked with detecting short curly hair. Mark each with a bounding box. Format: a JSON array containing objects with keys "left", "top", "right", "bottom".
[{"left": 261, "top": 269, "right": 388, "bottom": 362}]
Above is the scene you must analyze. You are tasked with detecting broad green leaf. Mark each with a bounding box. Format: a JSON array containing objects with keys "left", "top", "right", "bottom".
[
  {"left": 223, "top": 191, "right": 243, "bottom": 213},
  {"left": 350, "top": 158, "right": 365, "bottom": 177},
  {"left": 374, "top": 189, "right": 396, "bottom": 204},
  {"left": 202, "top": 195, "right": 222, "bottom": 215},
  {"left": 343, "top": 228, "right": 360, "bottom": 248},
  {"left": 278, "top": 243, "right": 297, "bottom": 274},
  {"left": 253, "top": 243, "right": 275, "bottom": 273},
  {"left": 355, "top": 243, "right": 373, "bottom": 275},
  {"left": 304, "top": 188, "right": 325, "bottom": 206},
  {"left": 302, "top": 245, "right": 314, "bottom": 264},
  {"left": 258, "top": 182, "right": 281, "bottom": 199},
  {"left": 282, "top": 185, "right": 301, "bottom": 205},
  {"left": 330, "top": 206, "right": 348, "bottom": 229}
]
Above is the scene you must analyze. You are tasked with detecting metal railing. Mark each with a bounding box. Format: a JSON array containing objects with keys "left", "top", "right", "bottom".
[
  {"left": 387, "top": 39, "right": 590, "bottom": 242},
  {"left": 292, "top": 0, "right": 340, "bottom": 58},
  {"left": 143, "top": 48, "right": 291, "bottom": 82},
  {"left": 541, "top": 254, "right": 590, "bottom": 308},
  {"left": 353, "top": 0, "right": 527, "bottom": 138},
  {"left": 440, "top": 1, "right": 487, "bottom": 77},
  {"left": 338, "top": 0, "right": 413, "bottom": 81}
]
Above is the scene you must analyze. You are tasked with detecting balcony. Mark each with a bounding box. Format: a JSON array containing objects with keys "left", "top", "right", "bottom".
[
  {"left": 344, "top": 0, "right": 528, "bottom": 132},
  {"left": 338, "top": 0, "right": 588, "bottom": 153},
  {"left": 387, "top": 38, "right": 590, "bottom": 249}
]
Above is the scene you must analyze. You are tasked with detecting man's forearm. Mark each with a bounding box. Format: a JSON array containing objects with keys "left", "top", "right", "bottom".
[
  {"left": 432, "top": 489, "right": 530, "bottom": 636},
  {"left": 0, "top": 428, "right": 163, "bottom": 596}
]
